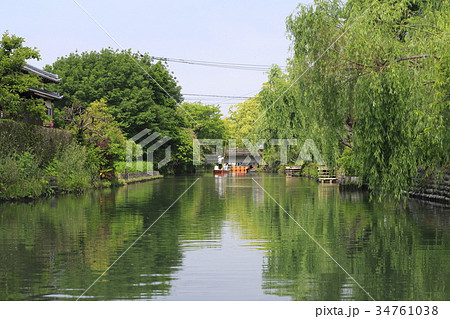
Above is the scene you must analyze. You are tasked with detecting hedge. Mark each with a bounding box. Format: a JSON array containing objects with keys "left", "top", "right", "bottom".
[{"left": 0, "top": 119, "right": 72, "bottom": 166}]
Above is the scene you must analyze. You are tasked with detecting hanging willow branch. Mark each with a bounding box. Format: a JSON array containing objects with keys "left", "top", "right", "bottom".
[
  {"left": 326, "top": 54, "right": 437, "bottom": 74},
  {"left": 394, "top": 54, "right": 436, "bottom": 62}
]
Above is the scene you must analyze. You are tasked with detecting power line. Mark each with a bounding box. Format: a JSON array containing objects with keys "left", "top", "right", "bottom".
[
  {"left": 183, "top": 93, "right": 251, "bottom": 99},
  {"left": 155, "top": 56, "right": 287, "bottom": 72}
]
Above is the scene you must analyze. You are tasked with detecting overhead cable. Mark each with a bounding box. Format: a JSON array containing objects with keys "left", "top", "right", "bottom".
[
  {"left": 183, "top": 93, "right": 251, "bottom": 99},
  {"left": 154, "top": 56, "right": 287, "bottom": 72}
]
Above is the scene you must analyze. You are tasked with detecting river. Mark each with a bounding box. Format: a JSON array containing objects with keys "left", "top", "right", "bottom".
[{"left": 0, "top": 174, "right": 449, "bottom": 300}]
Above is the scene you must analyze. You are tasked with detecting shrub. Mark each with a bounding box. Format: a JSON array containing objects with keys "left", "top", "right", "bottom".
[
  {"left": 336, "top": 147, "right": 358, "bottom": 176},
  {"left": 0, "top": 152, "right": 49, "bottom": 199},
  {"left": 114, "top": 160, "right": 149, "bottom": 173},
  {"left": 0, "top": 119, "right": 72, "bottom": 167},
  {"left": 46, "top": 142, "right": 98, "bottom": 192},
  {"left": 302, "top": 162, "right": 318, "bottom": 179}
]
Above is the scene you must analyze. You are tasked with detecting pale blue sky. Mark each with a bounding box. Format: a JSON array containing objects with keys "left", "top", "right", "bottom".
[{"left": 1, "top": 0, "right": 313, "bottom": 114}]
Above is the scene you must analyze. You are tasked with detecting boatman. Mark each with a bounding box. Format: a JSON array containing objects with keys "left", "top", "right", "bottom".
[{"left": 218, "top": 155, "right": 224, "bottom": 169}]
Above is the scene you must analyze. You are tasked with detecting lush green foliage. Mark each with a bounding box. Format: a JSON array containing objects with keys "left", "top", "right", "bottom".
[
  {"left": 170, "top": 127, "right": 196, "bottom": 173},
  {"left": 255, "top": 0, "right": 449, "bottom": 198},
  {"left": 177, "top": 102, "right": 228, "bottom": 168},
  {"left": 0, "top": 119, "right": 73, "bottom": 166},
  {"left": 46, "top": 142, "right": 97, "bottom": 192},
  {"left": 115, "top": 160, "right": 148, "bottom": 174},
  {"left": 0, "top": 152, "right": 48, "bottom": 199},
  {"left": 0, "top": 119, "right": 101, "bottom": 199},
  {"left": 45, "top": 49, "right": 209, "bottom": 173},
  {"left": 0, "top": 31, "right": 48, "bottom": 122},
  {"left": 0, "top": 143, "right": 99, "bottom": 199},
  {"left": 46, "top": 49, "right": 183, "bottom": 138},
  {"left": 61, "top": 99, "right": 127, "bottom": 178},
  {"left": 180, "top": 102, "right": 227, "bottom": 140},
  {"left": 225, "top": 96, "right": 261, "bottom": 147}
]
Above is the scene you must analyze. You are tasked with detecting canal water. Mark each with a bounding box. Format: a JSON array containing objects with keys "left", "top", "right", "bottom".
[{"left": 0, "top": 174, "right": 449, "bottom": 300}]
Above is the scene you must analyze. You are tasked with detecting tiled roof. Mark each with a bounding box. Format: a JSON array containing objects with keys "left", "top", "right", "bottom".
[
  {"left": 23, "top": 63, "right": 61, "bottom": 83},
  {"left": 226, "top": 148, "right": 263, "bottom": 156},
  {"left": 28, "top": 88, "right": 63, "bottom": 100}
]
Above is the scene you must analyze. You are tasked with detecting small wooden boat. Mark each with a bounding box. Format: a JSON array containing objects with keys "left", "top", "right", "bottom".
[
  {"left": 214, "top": 165, "right": 230, "bottom": 175},
  {"left": 214, "top": 169, "right": 230, "bottom": 175}
]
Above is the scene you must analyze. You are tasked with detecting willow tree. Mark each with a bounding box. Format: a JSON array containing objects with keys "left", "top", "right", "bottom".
[
  {"left": 260, "top": 0, "right": 449, "bottom": 198},
  {"left": 343, "top": 0, "right": 449, "bottom": 197},
  {"left": 226, "top": 95, "right": 262, "bottom": 147}
]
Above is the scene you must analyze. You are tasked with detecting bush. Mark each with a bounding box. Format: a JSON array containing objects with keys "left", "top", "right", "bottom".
[
  {"left": 0, "top": 119, "right": 72, "bottom": 166},
  {"left": 302, "top": 162, "right": 318, "bottom": 179},
  {"left": 46, "top": 142, "right": 98, "bottom": 192},
  {"left": 336, "top": 148, "right": 358, "bottom": 176},
  {"left": 114, "top": 160, "right": 149, "bottom": 174},
  {"left": 0, "top": 152, "right": 49, "bottom": 199}
]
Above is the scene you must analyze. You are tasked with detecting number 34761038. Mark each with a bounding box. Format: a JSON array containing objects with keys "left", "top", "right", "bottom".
[{"left": 375, "top": 306, "right": 438, "bottom": 316}]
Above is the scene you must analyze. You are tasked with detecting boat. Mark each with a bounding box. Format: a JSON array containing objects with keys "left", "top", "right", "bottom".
[
  {"left": 214, "top": 165, "right": 230, "bottom": 175},
  {"left": 230, "top": 165, "right": 255, "bottom": 174},
  {"left": 214, "top": 169, "right": 230, "bottom": 174}
]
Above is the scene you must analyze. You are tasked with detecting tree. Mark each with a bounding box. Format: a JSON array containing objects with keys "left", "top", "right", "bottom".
[
  {"left": 225, "top": 95, "right": 261, "bottom": 147},
  {"left": 45, "top": 48, "right": 183, "bottom": 138},
  {"left": 179, "top": 102, "right": 227, "bottom": 140},
  {"left": 62, "top": 99, "right": 126, "bottom": 178},
  {"left": 0, "top": 31, "right": 47, "bottom": 122},
  {"left": 175, "top": 102, "right": 228, "bottom": 168},
  {"left": 255, "top": 0, "right": 449, "bottom": 198},
  {"left": 45, "top": 48, "right": 200, "bottom": 173}
]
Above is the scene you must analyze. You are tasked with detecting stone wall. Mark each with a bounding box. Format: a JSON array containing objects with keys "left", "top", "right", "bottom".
[
  {"left": 118, "top": 171, "right": 160, "bottom": 180},
  {"left": 409, "top": 170, "right": 450, "bottom": 205},
  {"left": 337, "top": 176, "right": 360, "bottom": 184}
]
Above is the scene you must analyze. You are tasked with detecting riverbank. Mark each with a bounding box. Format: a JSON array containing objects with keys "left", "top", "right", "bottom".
[
  {"left": 0, "top": 172, "right": 164, "bottom": 203},
  {"left": 282, "top": 164, "right": 450, "bottom": 206},
  {"left": 118, "top": 172, "right": 164, "bottom": 185},
  {"left": 408, "top": 169, "right": 450, "bottom": 205},
  {"left": 337, "top": 173, "right": 450, "bottom": 206}
]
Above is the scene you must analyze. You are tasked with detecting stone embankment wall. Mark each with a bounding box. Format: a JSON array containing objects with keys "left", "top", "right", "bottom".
[
  {"left": 337, "top": 170, "right": 449, "bottom": 205},
  {"left": 117, "top": 171, "right": 163, "bottom": 184},
  {"left": 118, "top": 171, "right": 161, "bottom": 180},
  {"left": 409, "top": 170, "right": 450, "bottom": 205}
]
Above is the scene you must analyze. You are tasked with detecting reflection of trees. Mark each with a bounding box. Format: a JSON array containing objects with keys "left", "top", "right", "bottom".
[
  {"left": 1, "top": 175, "right": 449, "bottom": 300},
  {"left": 229, "top": 176, "right": 450, "bottom": 301},
  {"left": 0, "top": 177, "right": 226, "bottom": 300}
]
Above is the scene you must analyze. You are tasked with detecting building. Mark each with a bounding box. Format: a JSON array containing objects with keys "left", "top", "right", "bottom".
[
  {"left": 22, "top": 63, "right": 63, "bottom": 125},
  {"left": 224, "top": 148, "right": 263, "bottom": 166}
]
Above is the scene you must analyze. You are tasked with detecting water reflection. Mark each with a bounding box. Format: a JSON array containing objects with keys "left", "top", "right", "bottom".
[
  {"left": 0, "top": 175, "right": 449, "bottom": 300},
  {"left": 214, "top": 175, "right": 225, "bottom": 198}
]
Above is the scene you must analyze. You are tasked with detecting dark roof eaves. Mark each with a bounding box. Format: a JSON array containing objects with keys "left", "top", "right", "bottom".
[
  {"left": 23, "top": 63, "right": 61, "bottom": 83},
  {"left": 28, "top": 88, "right": 63, "bottom": 100}
]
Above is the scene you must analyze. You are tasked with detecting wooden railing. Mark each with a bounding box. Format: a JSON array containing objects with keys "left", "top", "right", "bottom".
[{"left": 317, "top": 166, "right": 337, "bottom": 183}]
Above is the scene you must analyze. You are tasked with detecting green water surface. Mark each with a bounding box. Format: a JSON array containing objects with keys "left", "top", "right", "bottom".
[{"left": 0, "top": 174, "right": 449, "bottom": 300}]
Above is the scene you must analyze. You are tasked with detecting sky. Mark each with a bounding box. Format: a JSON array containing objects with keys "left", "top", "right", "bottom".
[{"left": 1, "top": 0, "right": 313, "bottom": 115}]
